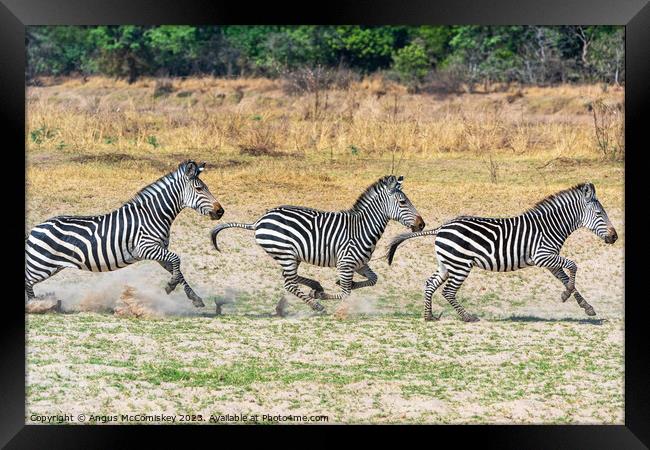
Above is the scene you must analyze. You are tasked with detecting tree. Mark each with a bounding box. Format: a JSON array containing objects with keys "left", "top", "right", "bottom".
[
  {"left": 325, "top": 26, "right": 408, "bottom": 72},
  {"left": 90, "top": 26, "right": 154, "bottom": 83},
  {"left": 446, "top": 26, "right": 525, "bottom": 89},
  {"left": 517, "top": 26, "right": 566, "bottom": 85},
  {"left": 145, "top": 26, "right": 199, "bottom": 76},
  {"left": 587, "top": 28, "right": 625, "bottom": 85},
  {"left": 25, "top": 25, "right": 626, "bottom": 87},
  {"left": 26, "top": 26, "right": 97, "bottom": 79},
  {"left": 392, "top": 41, "right": 430, "bottom": 92},
  {"left": 407, "top": 26, "right": 454, "bottom": 67}
]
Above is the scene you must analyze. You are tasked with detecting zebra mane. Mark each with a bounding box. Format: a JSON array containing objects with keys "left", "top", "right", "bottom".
[
  {"left": 126, "top": 166, "right": 181, "bottom": 205},
  {"left": 525, "top": 183, "right": 588, "bottom": 214},
  {"left": 350, "top": 176, "right": 396, "bottom": 211}
]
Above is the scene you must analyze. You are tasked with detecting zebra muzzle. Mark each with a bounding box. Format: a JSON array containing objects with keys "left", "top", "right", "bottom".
[
  {"left": 411, "top": 216, "right": 425, "bottom": 232},
  {"left": 210, "top": 203, "right": 225, "bottom": 220},
  {"left": 605, "top": 228, "right": 618, "bottom": 244}
]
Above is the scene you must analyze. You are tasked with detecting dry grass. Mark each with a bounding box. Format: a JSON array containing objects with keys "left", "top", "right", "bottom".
[{"left": 27, "top": 76, "right": 623, "bottom": 160}]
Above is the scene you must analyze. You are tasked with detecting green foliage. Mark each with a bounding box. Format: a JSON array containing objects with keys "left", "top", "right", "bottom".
[
  {"left": 588, "top": 28, "right": 625, "bottom": 84},
  {"left": 29, "top": 125, "right": 56, "bottom": 144},
  {"left": 146, "top": 135, "right": 160, "bottom": 148},
  {"left": 408, "top": 26, "right": 454, "bottom": 65},
  {"left": 145, "top": 26, "right": 200, "bottom": 75},
  {"left": 26, "top": 25, "right": 624, "bottom": 87},
  {"left": 326, "top": 26, "right": 408, "bottom": 71},
  {"left": 392, "top": 42, "right": 430, "bottom": 91},
  {"left": 89, "top": 26, "right": 153, "bottom": 83},
  {"left": 27, "top": 26, "right": 98, "bottom": 78}
]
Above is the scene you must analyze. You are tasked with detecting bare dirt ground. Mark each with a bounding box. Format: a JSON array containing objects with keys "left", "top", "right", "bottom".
[{"left": 25, "top": 79, "right": 624, "bottom": 424}]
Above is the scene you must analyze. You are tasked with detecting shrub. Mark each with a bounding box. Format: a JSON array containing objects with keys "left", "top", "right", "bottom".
[
  {"left": 591, "top": 99, "right": 624, "bottom": 161},
  {"left": 391, "top": 42, "right": 430, "bottom": 93}
]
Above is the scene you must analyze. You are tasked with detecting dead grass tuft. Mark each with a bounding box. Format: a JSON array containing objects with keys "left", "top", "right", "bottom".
[{"left": 113, "top": 286, "right": 160, "bottom": 318}]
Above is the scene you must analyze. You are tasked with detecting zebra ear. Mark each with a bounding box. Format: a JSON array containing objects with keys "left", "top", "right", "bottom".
[
  {"left": 387, "top": 175, "right": 403, "bottom": 193},
  {"left": 395, "top": 175, "right": 404, "bottom": 190},
  {"left": 581, "top": 182, "right": 595, "bottom": 200},
  {"left": 184, "top": 161, "right": 200, "bottom": 179}
]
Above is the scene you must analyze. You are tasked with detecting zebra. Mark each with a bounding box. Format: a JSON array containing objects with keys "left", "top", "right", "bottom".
[
  {"left": 211, "top": 175, "right": 425, "bottom": 312},
  {"left": 387, "top": 182, "right": 618, "bottom": 322},
  {"left": 25, "top": 160, "right": 224, "bottom": 307}
]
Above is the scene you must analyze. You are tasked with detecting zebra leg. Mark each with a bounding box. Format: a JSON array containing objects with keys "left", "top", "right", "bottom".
[
  {"left": 442, "top": 270, "right": 478, "bottom": 322},
  {"left": 276, "top": 258, "right": 325, "bottom": 312},
  {"left": 285, "top": 277, "right": 326, "bottom": 312},
  {"left": 313, "top": 264, "right": 354, "bottom": 301},
  {"left": 296, "top": 276, "right": 324, "bottom": 293},
  {"left": 25, "top": 282, "right": 35, "bottom": 302},
  {"left": 25, "top": 265, "right": 64, "bottom": 302},
  {"left": 156, "top": 260, "right": 204, "bottom": 307},
  {"left": 352, "top": 265, "right": 378, "bottom": 290},
  {"left": 423, "top": 270, "right": 448, "bottom": 321},
  {"left": 157, "top": 260, "right": 174, "bottom": 274},
  {"left": 136, "top": 243, "right": 205, "bottom": 307},
  {"left": 534, "top": 254, "right": 578, "bottom": 302},
  {"left": 335, "top": 265, "right": 378, "bottom": 290},
  {"left": 547, "top": 267, "right": 596, "bottom": 316}
]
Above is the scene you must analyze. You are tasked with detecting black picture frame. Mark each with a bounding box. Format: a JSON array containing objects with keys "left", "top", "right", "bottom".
[{"left": 2, "top": 0, "right": 648, "bottom": 447}]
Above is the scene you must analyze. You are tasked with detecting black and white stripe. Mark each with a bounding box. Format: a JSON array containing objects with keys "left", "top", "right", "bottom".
[
  {"left": 25, "top": 160, "right": 224, "bottom": 306},
  {"left": 387, "top": 183, "right": 618, "bottom": 322},
  {"left": 212, "top": 175, "right": 424, "bottom": 312}
]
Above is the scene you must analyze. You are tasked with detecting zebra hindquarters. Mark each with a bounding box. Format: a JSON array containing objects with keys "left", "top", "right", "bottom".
[
  {"left": 254, "top": 236, "right": 326, "bottom": 312},
  {"left": 25, "top": 225, "right": 86, "bottom": 300}
]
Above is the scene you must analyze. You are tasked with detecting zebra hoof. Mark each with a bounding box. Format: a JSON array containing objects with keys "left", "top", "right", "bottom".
[
  {"left": 165, "top": 284, "right": 176, "bottom": 294},
  {"left": 583, "top": 305, "right": 596, "bottom": 316},
  {"left": 192, "top": 297, "right": 205, "bottom": 308},
  {"left": 424, "top": 312, "right": 442, "bottom": 322},
  {"left": 462, "top": 314, "right": 480, "bottom": 323},
  {"left": 310, "top": 302, "right": 326, "bottom": 313},
  {"left": 560, "top": 290, "right": 571, "bottom": 302}
]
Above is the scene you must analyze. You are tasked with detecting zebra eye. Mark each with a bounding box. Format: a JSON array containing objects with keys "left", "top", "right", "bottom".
[{"left": 196, "top": 186, "right": 203, "bottom": 192}]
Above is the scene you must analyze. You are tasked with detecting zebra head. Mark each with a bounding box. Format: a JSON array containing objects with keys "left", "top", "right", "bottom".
[
  {"left": 579, "top": 183, "right": 617, "bottom": 244},
  {"left": 384, "top": 176, "right": 425, "bottom": 232},
  {"left": 179, "top": 161, "right": 224, "bottom": 220}
]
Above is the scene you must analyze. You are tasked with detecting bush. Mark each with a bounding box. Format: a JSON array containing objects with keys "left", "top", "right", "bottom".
[
  {"left": 422, "top": 58, "right": 469, "bottom": 94},
  {"left": 153, "top": 78, "right": 174, "bottom": 97},
  {"left": 281, "top": 66, "right": 357, "bottom": 95},
  {"left": 391, "top": 42, "right": 429, "bottom": 92},
  {"left": 591, "top": 99, "right": 624, "bottom": 161}
]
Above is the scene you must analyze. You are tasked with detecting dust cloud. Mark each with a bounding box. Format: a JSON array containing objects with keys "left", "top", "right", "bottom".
[{"left": 26, "top": 264, "right": 216, "bottom": 317}]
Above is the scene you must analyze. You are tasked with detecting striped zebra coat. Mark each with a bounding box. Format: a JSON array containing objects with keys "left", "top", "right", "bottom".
[
  {"left": 387, "top": 183, "right": 618, "bottom": 322},
  {"left": 211, "top": 175, "right": 425, "bottom": 312},
  {"left": 25, "top": 160, "right": 224, "bottom": 306}
]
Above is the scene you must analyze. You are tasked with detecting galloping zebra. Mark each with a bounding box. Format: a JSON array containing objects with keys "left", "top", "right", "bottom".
[
  {"left": 25, "top": 160, "right": 224, "bottom": 307},
  {"left": 211, "top": 175, "right": 424, "bottom": 312},
  {"left": 387, "top": 183, "right": 618, "bottom": 322}
]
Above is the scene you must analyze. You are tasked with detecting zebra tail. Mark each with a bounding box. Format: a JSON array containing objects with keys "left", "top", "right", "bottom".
[
  {"left": 211, "top": 222, "right": 256, "bottom": 252},
  {"left": 386, "top": 228, "right": 440, "bottom": 266}
]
